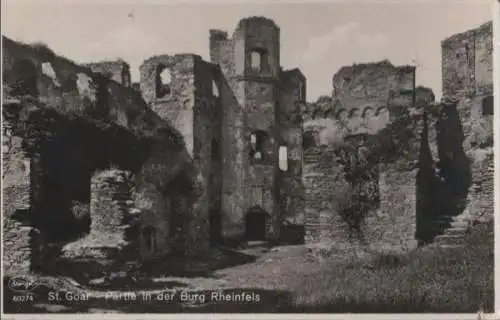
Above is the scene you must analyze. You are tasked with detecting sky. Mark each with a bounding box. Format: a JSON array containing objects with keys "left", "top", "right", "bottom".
[{"left": 2, "top": 0, "right": 494, "bottom": 102}]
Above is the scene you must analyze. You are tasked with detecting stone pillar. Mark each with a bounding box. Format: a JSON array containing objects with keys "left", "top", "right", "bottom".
[
  {"left": 367, "top": 167, "right": 419, "bottom": 251},
  {"left": 184, "top": 173, "right": 210, "bottom": 258},
  {"left": 89, "top": 170, "right": 133, "bottom": 245},
  {"left": 62, "top": 169, "right": 137, "bottom": 260},
  {"left": 303, "top": 148, "right": 322, "bottom": 243}
]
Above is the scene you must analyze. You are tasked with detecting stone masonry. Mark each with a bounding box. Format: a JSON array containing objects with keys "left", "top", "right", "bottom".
[
  {"left": 138, "top": 16, "right": 306, "bottom": 242},
  {"left": 441, "top": 21, "right": 493, "bottom": 100},
  {"left": 62, "top": 169, "right": 139, "bottom": 262}
]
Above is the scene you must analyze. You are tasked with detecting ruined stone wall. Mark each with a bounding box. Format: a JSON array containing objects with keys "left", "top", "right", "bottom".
[
  {"left": 139, "top": 54, "right": 200, "bottom": 156},
  {"left": 3, "top": 220, "right": 40, "bottom": 276},
  {"left": 466, "top": 149, "right": 494, "bottom": 223},
  {"left": 192, "top": 60, "right": 221, "bottom": 247},
  {"left": 2, "top": 104, "right": 39, "bottom": 275},
  {"left": 442, "top": 21, "right": 493, "bottom": 100},
  {"left": 210, "top": 17, "right": 283, "bottom": 240},
  {"left": 302, "top": 111, "right": 426, "bottom": 251},
  {"left": 332, "top": 60, "right": 416, "bottom": 113},
  {"left": 83, "top": 60, "right": 131, "bottom": 87},
  {"left": 235, "top": 17, "right": 281, "bottom": 79},
  {"left": 209, "top": 28, "right": 243, "bottom": 240},
  {"left": 61, "top": 169, "right": 139, "bottom": 260},
  {"left": 3, "top": 107, "right": 31, "bottom": 220},
  {"left": 303, "top": 146, "right": 349, "bottom": 243},
  {"left": 3, "top": 36, "right": 208, "bottom": 262},
  {"left": 279, "top": 70, "right": 305, "bottom": 224}
]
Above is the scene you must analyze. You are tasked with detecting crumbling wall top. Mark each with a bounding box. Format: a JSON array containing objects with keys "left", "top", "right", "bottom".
[
  {"left": 442, "top": 20, "right": 492, "bottom": 46},
  {"left": 83, "top": 59, "right": 130, "bottom": 71},
  {"left": 333, "top": 60, "right": 415, "bottom": 83},
  {"left": 210, "top": 29, "right": 229, "bottom": 41},
  {"left": 236, "top": 16, "right": 279, "bottom": 30}
]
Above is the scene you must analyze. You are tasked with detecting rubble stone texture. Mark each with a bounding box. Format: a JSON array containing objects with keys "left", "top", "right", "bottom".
[
  {"left": 2, "top": 109, "right": 41, "bottom": 275},
  {"left": 61, "top": 169, "right": 139, "bottom": 262},
  {"left": 83, "top": 60, "right": 132, "bottom": 88},
  {"left": 441, "top": 21, "right": 493, "bottom": 100}
]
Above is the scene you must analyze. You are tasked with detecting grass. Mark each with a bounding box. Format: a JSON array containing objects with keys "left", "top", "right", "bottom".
[
  {"left": 212, "top": 222, "right": 493, "bottom": 313},
  {"left": 287, "top": 222, "right": 494, "bottom": 312}
]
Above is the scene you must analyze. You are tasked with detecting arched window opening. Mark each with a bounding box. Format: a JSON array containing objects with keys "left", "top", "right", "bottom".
[
  {"left": 279, "top": 145, "right": 288, "bottom": 172},
  {"left": 156, "top": 65, "right": 172, "bottom": 98},
  {"left": 250, "top": 130, "right": 269, "bottom": 161},
  {"left": 482, "top": 96, "right": 493, "bottom": 116},
  {"left": 250, "top": 49, "right": 269, "bottom": 73}
]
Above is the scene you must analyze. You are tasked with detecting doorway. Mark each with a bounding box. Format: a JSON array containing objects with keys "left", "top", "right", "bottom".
[{"left": 245, "top": 207, "right": 268, "bottom": 241}]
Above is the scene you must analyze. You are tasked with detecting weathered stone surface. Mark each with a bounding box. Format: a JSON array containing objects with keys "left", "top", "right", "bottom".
[
  {"left": 83, "top": 60, "right": 131, "bottom": 87},
  {"left": 442, "top": 21, "right": 493, "bottom": 100},
  {"left": 61, "top": 169, "right": 139, "bottom": 262}
]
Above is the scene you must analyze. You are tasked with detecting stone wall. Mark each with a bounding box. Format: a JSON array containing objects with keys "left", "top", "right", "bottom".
[
  {"left": 279, "top": 69, "right": 305, "bottom": 224},
  {"left": 442, "top": 21, "right": 493, "bottom": 100},
  {"left": 366, "top": 167, "right": 418, "bottom": 251},
  {"left": 61, "top": 169, "right": 139, "bottom": 262},
  {"left": 83, "top": 60, "right": 131, "bottom": 87},
  {"left": 209, "top": 17, "right": 285, "bottom": 241},
  {"left": 3, "top": 220, "right": 40, "bottom": 276},
  {"left": 332, "top": 60, "right": 416, "bottom": 113},
  {"left": 465, "top": 149, "right": 494, "bottom": 223},
  {"left": 3, "top": 102, "right": 37, "bottom": 275},
  {"left": 303, "top": 146, "right": 349, "bottom": 243},
  {"left": 303, "top": 109, "right": 427, "bottom": 252},
  {"left": 139, "top": 54, "right": 200, "bottom": 156}
]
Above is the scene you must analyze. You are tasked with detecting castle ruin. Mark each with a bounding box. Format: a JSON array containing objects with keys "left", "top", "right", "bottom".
[{"left": 2, "top": 17, "right": 494, "bottom": 276}]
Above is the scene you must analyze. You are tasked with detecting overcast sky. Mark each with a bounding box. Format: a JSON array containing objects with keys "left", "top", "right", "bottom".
[{"left": 3, "top": 0, "right": 494, "bottom": 101}]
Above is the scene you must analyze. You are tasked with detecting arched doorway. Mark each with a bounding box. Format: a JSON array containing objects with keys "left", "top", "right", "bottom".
[{"left": 245, "top": 207, "right": 268, "bottom": 241}]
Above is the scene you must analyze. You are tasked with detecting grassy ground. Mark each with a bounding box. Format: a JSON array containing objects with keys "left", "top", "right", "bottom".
[
  {"left": 213, "top": 222, "right": 494, "bottom": 312},
  {"left": 3, "top": 223, "right": 493, "bottom": 313}
]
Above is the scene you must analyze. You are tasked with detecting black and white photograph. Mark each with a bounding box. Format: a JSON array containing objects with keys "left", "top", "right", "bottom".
[{"left": 1, "top": 0, "right": 497, "bottom": 316}]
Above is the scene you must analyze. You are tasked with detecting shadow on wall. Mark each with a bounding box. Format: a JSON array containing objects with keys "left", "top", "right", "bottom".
[
  {"left": 436, "top": 103, "right": 472, "bottom": 217},
  {"left": 24, "top": 107, "right": 153, "bottom": 243},
  {"left": 416, "top": 103, "right": 472, "bottom": 244},
  {"left": 211, "top": 67, "right": 247, "bottom": 243},
  {"left": 415, "top": 111, "right": 443, "bottom": 244}
]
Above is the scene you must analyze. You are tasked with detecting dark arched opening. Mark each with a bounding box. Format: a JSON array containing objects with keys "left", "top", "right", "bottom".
[
  {"left": 245, "top": 207, "right": 268, "bottom": 241},
  {"left": 11, "top": 59, "right": 38, "bottom": 97}
]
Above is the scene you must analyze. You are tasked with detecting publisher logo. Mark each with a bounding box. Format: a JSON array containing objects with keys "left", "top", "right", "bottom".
[{"left": 7, "top": 276, "right": 41, "bottom": 293}]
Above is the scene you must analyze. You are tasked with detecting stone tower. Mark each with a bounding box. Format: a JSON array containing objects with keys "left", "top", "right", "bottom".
[{"left": 210, "top": 17, "right": 283, "bottom": 241}]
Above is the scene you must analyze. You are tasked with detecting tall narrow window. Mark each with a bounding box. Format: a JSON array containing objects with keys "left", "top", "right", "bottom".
[
  {"left": 250, "top": 49, "right": 269, "bottom": 73},
  {"left": 251, "top": 51, "right": 261, "bottom": 71},
  {"left": 279, "top": 146, "right": 288, "bottom": 172},
  {"left": 156, "top": 65, "right": 172, "bottom": 98},
  {"left": 212, "top": 80, "right": 219, "bottom": 97}
]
